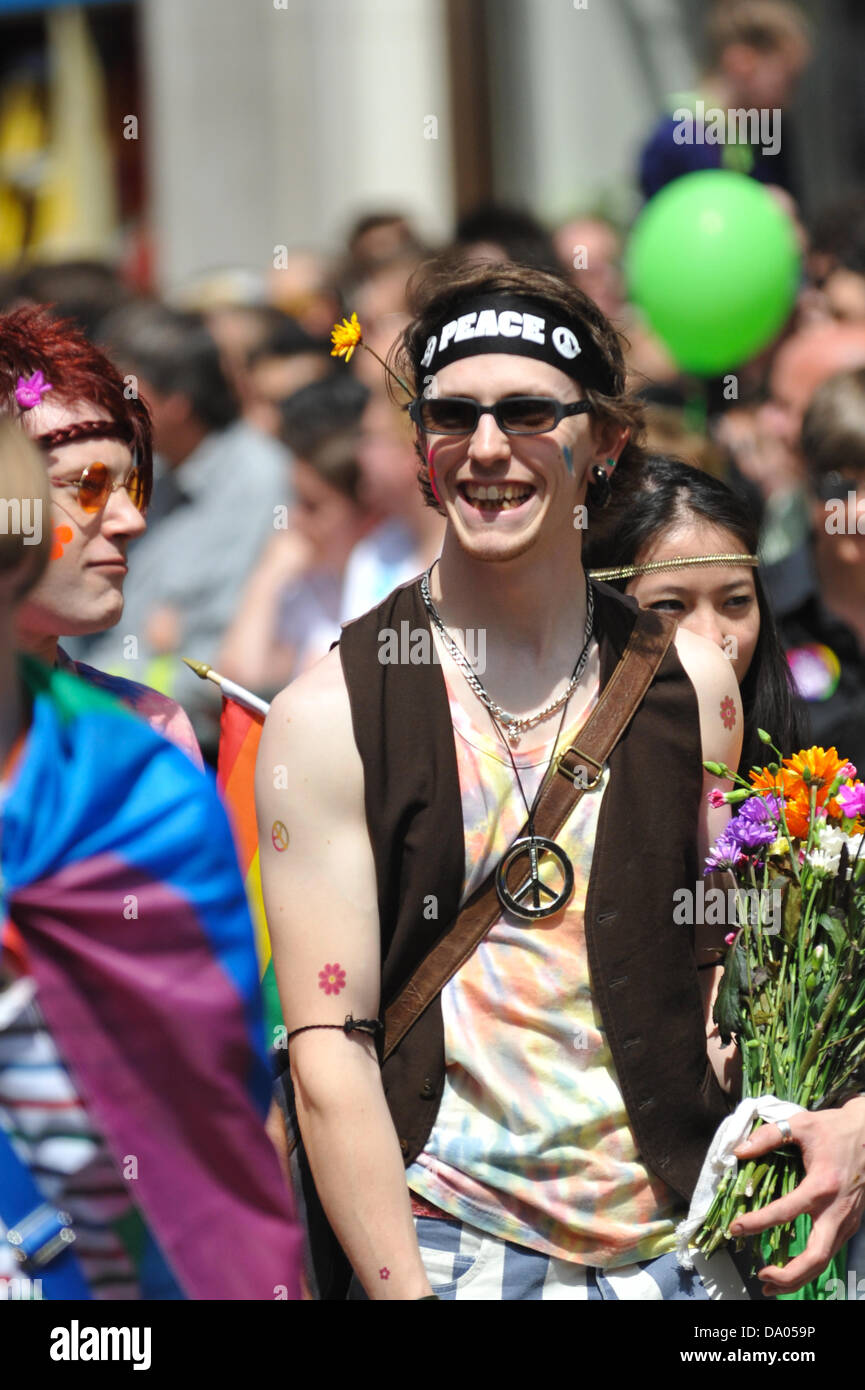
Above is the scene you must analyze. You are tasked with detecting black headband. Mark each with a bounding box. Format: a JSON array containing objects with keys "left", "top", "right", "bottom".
[{"left": 416, "top": 294, "right": 615, "bottom": 392}]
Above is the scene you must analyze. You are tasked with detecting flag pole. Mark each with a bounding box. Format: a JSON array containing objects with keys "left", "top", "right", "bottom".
[{"left": 182, "top": 658, "right": 271, "bottom": 717}]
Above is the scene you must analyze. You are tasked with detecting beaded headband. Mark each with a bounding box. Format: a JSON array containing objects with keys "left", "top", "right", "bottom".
[{"left": 589, "top": 553, "right": 759, "bottom": 582}]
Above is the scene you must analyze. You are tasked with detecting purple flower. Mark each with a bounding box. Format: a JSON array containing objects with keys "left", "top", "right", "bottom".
[
  {"left": 704, "top": 828, "right": 747, "bottom": 874},
  {"left": 726, "top": 812, "right": 777, "bottom": 851},
  {"left": 738, "top": 794, "right": 782, "bottom": 825}
]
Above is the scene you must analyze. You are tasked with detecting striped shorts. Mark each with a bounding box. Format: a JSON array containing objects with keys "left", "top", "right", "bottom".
[{"left": 349, "top": 1215, "right": 759, "bottom": 1301}]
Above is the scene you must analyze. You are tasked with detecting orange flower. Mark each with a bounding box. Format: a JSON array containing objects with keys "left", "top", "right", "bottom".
[
  {"left": 749, "top": 766, "right": 795, "bottom": 797},
  {"left": 783, "top": 793, "right": 813, "bottom": 840},
  {"left": 330, "top": 312, "right": 363, "bottom": 363},
  {"left": 781, "top": 747, "right": 846, "bottom": 805}
]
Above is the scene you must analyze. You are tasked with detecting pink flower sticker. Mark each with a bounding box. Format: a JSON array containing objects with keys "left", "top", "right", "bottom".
[
  {"left": 15, "top": 370, "right": 53, "bottom": 410},
  {"left": 318, "top": 963, "right": 346, "bottom": 996}
]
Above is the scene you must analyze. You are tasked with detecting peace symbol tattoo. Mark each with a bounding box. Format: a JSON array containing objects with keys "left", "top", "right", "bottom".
[
  {"left": 495, "top": 835, "right": 575, "bottom": 921},
  {"left": 271, "top": 821, "right": 289, "bottom": 851}
]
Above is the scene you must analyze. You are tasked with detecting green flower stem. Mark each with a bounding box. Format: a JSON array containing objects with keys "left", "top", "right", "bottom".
[
  {"left": 799, "top": 972, "right": 853, "bottom": 1107},
  {"left": 804, "top": 784, "right": 819, "bottom": 857}
]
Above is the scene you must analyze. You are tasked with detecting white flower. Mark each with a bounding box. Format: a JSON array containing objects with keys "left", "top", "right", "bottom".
[
  {"left": 813, "top": 822, "right": 846, "bottom": 854},
  {"left": 804, "top": 847, "right": 841, "bottom": 876},
  {"left": 845, "top": 832, "right": 865, "bottom": 872}
]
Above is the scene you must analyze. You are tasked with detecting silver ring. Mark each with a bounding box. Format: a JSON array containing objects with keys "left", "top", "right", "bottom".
[{"left": 776, "top": 1118, "right": 794, "bottom": 1143}]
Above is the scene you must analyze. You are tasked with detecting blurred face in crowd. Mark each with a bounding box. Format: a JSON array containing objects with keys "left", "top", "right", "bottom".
[
  {"left": 266, "top": 251, "right": 339, "bottom": 337},
  {"left": 758, "top": 325, "right": 865, "bottom": 475},
  {"left": 553, "top": 218, "right": 624, "bottom": 323},
  {"left": 206, "top": 306, "right": 275, "bottom": 409},
  {"left": 356, "top": 392, "right": 421, "bottom": 518},
  {"left": 819, "top": 269, "right": 865, "bottom": 324},
  {"left": 626, "top": 520, "right": 760, "bottom": 685},
  {"left": 245, "top": 352, "right": 332, "bottom": 437},
  {"left": 14, "top": 398, "right": 146, "bottom": 651},
  {"left": 420, "top": 352, "right": 616, "bottom": 568},
  {"left": 719, "top": 39, "right": 809, "bottom": 110},
  {"left": 290, "top": 458, "right": 367, "bottom": 572},
  {"left": 810, "top": 467, "right": 865, "bottom": 578}
]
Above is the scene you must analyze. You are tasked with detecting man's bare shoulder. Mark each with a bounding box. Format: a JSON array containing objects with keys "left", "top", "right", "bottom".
[
  {"left": 271, "top": 644, "right": 351, "bottom": 728},
  {"left": 258, "top": 644, "right": 362, "bottom": 807}
]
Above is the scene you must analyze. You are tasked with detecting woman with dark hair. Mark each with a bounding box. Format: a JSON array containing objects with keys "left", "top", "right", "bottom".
[{"left": 585, "top": 455, "right": 808, "bottom": 772}]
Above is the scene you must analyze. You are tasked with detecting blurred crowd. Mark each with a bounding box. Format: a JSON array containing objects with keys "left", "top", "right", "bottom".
[{"left": 0, "top": 1, "right": 862, "bottom": 770}]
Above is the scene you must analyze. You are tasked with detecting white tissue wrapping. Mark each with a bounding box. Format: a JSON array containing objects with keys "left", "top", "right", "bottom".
[{"left": 675, "top": 1095, "right": 804, "bottom": 1268}]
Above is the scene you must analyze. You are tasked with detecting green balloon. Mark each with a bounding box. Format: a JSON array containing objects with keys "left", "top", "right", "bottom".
[{"left": 625, "top": 171, "right": 801, "bottom": 374}]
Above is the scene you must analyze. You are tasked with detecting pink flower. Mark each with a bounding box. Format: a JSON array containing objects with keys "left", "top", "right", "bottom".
[
  {"left": 15, "top": 370, "right": 53, "bottom": 410},
  {"left": 724, "top": 931, "right": 737, "bottom": 946},
  {"left": 318, "top": 963, "right": 346, "bottom": 996},
  {"left": 707, "top": 789, "right": 727, "bottom": 809},
  {"left": 838, "top": 782, "right": 865, "bottom": 819}
]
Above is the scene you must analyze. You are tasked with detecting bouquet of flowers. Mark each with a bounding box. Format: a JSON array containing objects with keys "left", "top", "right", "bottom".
[{"left": 688, "top": 738, "right": 865, "bottom": 1294}]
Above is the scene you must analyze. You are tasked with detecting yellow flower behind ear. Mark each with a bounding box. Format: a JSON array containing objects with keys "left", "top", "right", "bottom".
[{"left": 330, "top": 311, "right": 363, "bottom": 363}]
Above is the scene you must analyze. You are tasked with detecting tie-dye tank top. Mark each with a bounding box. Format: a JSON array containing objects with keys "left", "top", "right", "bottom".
[{"left": 406, "top": 644, "right": 685, "bottom": 1268}]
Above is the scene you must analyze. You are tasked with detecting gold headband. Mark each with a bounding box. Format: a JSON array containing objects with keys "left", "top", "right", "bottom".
[{"left": 589, "top": 553, "right": 760, "bottom": 582}]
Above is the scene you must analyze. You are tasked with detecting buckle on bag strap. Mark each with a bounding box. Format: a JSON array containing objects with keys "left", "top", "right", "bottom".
[
  {"left": 555, "top": 747, "right": 605, "bottom": 790},
  {"left": 5, "top": 1203, "right": 76, "bottom": 1270}
]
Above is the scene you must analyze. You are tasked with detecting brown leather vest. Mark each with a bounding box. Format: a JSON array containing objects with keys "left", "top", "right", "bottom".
[{"left": 337, "top": 577, "right": 732, "bottom": 1215}]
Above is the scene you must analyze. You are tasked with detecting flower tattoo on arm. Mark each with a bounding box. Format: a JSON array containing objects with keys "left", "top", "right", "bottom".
[
  {"left": 318, "top": 963, "right": 346, "bottom": 995},
  {"left": 720, "top": 695, "right": 736, "bottom": 731}
]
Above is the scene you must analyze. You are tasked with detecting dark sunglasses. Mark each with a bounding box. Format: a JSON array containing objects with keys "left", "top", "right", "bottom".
[
  {"left": 409, "top": 396, "right": 592, "bottom": 436},
  {"left": 51, "top": 460, "right": 148, "bottom": 514}
]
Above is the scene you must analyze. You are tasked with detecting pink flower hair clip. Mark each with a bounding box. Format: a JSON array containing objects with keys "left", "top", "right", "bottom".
[{"left": 15, "top": 370, "right": 53, "bottom": 410}]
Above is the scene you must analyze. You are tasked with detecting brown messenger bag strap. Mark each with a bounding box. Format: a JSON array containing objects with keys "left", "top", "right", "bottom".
[{"left": 382, "top": 606, "right": 676, "bottom": 1061}]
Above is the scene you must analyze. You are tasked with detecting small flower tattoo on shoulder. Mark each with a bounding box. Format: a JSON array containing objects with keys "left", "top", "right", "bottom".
[
  {"left": 720, "top": 696, "right": 736, "bottom": 731},
  {"left": 379, "top": 1267, "right": 390, "bottom": 1280},
  {"left": 319, "top": 963, "right": 346, "bottom": 996}
]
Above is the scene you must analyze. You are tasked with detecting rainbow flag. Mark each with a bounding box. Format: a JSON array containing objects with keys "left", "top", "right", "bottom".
[
  {"left": 218, "top": 695, "right": 283, "bottom": 1045},
  {"left": 2, "top": 656, "right": 301, "bottom": 1299}
]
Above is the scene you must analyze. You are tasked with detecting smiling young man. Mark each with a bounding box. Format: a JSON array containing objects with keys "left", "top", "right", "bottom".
[{"left": 258, "top": 262, "right": 864, "bottom": 1301}]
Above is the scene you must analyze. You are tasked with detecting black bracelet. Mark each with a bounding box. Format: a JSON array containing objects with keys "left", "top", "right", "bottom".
[{"left": 286, "top": 1015, "right": 383, "bottom": 1045}]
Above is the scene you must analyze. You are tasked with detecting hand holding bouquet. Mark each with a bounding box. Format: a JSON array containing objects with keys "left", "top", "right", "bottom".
[{"left": 682, "top": 739, "right": 865, "bottom": 1295}]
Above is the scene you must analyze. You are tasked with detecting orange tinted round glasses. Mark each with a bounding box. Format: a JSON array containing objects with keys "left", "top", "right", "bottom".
[{"left": 52, "top": 461, "right": 148, "bottom": 514}]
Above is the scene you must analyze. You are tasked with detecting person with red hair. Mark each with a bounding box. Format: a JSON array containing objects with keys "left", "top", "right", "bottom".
[
  {"left": 0, "top": 304, "right": 202, "bottom": 764},
  {"left": 0, "top": 418, "right": 303, "bottom": 1304}
]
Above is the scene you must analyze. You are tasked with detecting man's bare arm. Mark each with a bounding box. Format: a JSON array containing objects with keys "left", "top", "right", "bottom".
[{"left": 256, "top": 648, "right": 432, "bottom": 1299}]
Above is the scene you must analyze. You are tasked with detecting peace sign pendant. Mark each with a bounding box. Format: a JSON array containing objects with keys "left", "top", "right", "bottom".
[{"left": 495, "top": 835, "right": 575, "bottom": 921}]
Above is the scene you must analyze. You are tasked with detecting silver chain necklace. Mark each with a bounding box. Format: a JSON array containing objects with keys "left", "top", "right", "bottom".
[
  {"left": 418, "top": 566, "right": 595, "bottom": 922},
  {"left": 419, "top": 566, "right": 595, "bottom": 742}
]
